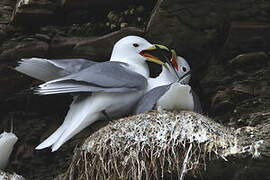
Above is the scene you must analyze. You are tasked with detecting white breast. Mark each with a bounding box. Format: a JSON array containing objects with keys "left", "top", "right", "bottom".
[{"left": 157, "top": 83, "right": 194, "bottom": 111}]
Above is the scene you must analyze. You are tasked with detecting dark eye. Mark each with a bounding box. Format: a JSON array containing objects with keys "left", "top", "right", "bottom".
[
  {"left": 182, "top": 67, "right": 187, "bottom": 72},
  {"left": 133, "top": 43, "right": 139, "bottom": 47}
]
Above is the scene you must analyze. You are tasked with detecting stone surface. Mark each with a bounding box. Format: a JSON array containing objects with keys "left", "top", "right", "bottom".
[
  {"left": 49, "top": 27, "right": 144, "bottom": 59},
  {"left": 73, "top": 27, "right": 144, "bottom": 60},
  {"left": 0, "top": 0, "right": 16, "bottom": 24},
  {"left": 49, "top": 36, "right": 85, "bottom": 58},
  {"left": 229, "top": 52, "right": 269, "bottom": 72},
  {"left": 0, "top": 38, "right": 49, "bottom": 61},
  {"left": 219, "top": 23, "right": 270, "bottom": 63},
  {"left": 61, "top": 0, "right": 155, "bottom": 10},
  {"left": 146, "top": 0, "right": 270, "bottom": 76},
  {"left": 146, "top": 0, "right": 231, "bottom": 76},
  {"left": 202, "top": 59, "right": 270, "bottom": 125},
  {"left": 11, "top": 0, "right": 58, "bottom": 26},
  {"left": 0, "top": 0, "right": 17, "bottom": 43}
]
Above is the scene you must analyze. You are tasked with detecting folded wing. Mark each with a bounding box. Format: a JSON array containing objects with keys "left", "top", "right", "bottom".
[
  {"left": 135, "top": 84, "right": 171, "bottom": 114},
  {"left": 15, "top": 58, "right": 97, "bottom": 81},
  {"left": 135, "top": 84, "right": 203, "bottom": 114},
  {"left": 35, "top": 61, "right": 147, "bottom": 95}
]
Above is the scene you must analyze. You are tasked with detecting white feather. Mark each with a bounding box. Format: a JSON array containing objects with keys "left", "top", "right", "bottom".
[
  {"left": 0, "top": 132, "right": 18, "bottom": 170},
  {"left": 35, "top": 36, "right": 153, "bottom": 151},
  {"left": 143, "top": 55, "right": 196, "bottom": 112},
  {"left": 36, "top": 96, "right": 85, "bottom": 150},
  {"left": 157, "top": 84, "right": 194, "bottom": 111},
  {"left": 37, "top": 90, "right": 143, "bottom": 152}
]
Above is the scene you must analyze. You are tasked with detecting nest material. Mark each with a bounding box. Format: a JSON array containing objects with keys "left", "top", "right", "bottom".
[
  {"left": 63, "top": 110, "right": 262, "bottom": 180},
  {"left": 0, "top": 170, "right": 25, "bottom": 180}
]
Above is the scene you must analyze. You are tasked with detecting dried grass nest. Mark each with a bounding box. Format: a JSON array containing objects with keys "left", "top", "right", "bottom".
[
  {"left": 0, "top": 170, "right": 25, "bottom": 180},
  {"left": 63, "top": 110, "right": 262, "bottom": 180}
]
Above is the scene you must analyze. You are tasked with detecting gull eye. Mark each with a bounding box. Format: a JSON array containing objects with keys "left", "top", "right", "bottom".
[
  {"left": 133, "top": 43, "right": 139, "bottom": 47},
  {"left": 182, "top": 67, "right": 187, "bottom": 72}
]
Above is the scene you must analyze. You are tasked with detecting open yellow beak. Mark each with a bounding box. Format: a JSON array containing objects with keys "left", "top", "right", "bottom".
[{"left": 139, "top": 44, "right": 169, "bottom": 65}]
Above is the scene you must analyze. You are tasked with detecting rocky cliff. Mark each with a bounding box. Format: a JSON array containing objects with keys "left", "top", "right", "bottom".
[{"left": 0, "top": 0, "right": 269, "bottom": 179}]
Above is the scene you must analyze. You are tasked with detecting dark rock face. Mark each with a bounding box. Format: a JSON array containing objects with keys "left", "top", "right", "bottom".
[
  {"left": 219, "top": 23, "right": 270, "bottom": 63},
  {"left": 1, "top": 38, "right": 49, "bottom": 60},
  {"left": 201, "top": 22, "right": 270, "bottom": 126},
  {"left": 0, "top": 0, "right": 17, "bottom": 43},
  {"left": 0, "top": 0, "right": 270, "bottom": 179},
  {"left": 73, "top": 27, "right": 144, "bottom": 59},
  {"left": 11, "top": 0, "right": 58, "bottom": 26},
  {"left": 145, "top": 0, "right": 270, "bottom": 126},
  {"left": 146, "top": 0, "right": 270, "bottom": 97},
  {"left": 146, "top": 0, "right": 231, "bottom": 75}
]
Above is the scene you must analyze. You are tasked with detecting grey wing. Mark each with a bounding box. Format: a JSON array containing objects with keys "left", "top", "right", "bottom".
[
  {"left": 134, "top": 84, "right": 171, "bottom": 114},
  {"left": 48, "top": 58, "right": 97, "bottom": 74},
  {"left": 35, "top": 61, "right": 147, "bottom": 95},
  {"left": 15, "top": 58, "right": 97, "bottom": 82},
  {"left": 190, "top": 89, "right": 203, "bottom": 114}
]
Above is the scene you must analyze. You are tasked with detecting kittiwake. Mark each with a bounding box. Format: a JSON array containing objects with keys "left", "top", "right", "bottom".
[
  {"left": 14, "top": 36, "right": 169, "bottom": 151},
  {"left": 135, "top": 49, "right": 202, "bottom": 114}
]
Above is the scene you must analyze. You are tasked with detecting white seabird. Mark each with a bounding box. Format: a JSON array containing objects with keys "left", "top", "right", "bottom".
[
  {"left": 0, "top": 131, "right": 18, "bottom": 170},
  {"left": 14, "top": 36, "right": 168, "bottom": 151},
  {"left": 135, "top": 49, "right": 202, "bottom": 114}
]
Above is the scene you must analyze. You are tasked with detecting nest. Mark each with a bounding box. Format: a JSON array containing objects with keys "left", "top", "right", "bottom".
[
  {"left": 62, "top": 110, "right": 260, "bottom": 180},
  {"left": 0, "top": 170, "right": 25, "bottom": 180}
]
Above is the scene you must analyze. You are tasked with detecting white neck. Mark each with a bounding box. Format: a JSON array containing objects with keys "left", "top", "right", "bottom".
[
  {"left": 110, "top": 56, "right": 149, "bottom": 78},
  {"left": 147, "top": 66, "right": 177, "bottom": 91},
  {"left": 159, "top": 66, "right": 177, "bottom": 82}
]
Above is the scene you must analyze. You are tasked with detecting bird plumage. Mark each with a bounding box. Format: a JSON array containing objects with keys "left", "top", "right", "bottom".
[
  {"left": 0, "top": 131, "right": 18, "bottom": 170},
  {"left": 135, "top": 55, "right": 202, "bottom": 114},
  {"left": 15, "top": 36, "right": 166, "bottom": 151},
  {"left": 34, "top": 61, "right": 147, "bottom": 95},
  {"left": 15, "top": 58, "right": 96, "bottom": 81}
]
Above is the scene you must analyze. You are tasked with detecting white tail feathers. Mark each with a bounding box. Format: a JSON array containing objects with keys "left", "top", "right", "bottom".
[
  {"left": 36, "top": 96, "right": 101, "bottom": 152},
  {"left": 51, "top": 113, "right": 99, "bottom": 152},
  {"left": 35, "top": 126, "right": 65, "bottom": 150}
]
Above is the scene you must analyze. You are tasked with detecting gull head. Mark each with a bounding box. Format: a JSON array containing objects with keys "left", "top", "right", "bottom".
[
  {"left": 110, "top": 36, "right": 165, "bottom": 66},
  {"left": 153, "top": 48, "right": 191, "bottom": 84},
  {"left": 174, "top": 54, "right": 191, "bottom": 84},
  {"left": 142, "top": 46, "right": 192, "bottom": 84}
]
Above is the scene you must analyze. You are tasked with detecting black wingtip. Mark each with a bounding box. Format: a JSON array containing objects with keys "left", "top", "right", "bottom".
[{"left": 31, "top": 86, "right": 42, "bottom": 95}]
